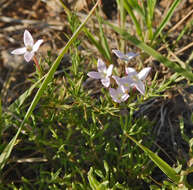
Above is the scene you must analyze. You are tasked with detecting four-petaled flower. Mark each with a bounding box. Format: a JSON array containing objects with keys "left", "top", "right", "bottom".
[
  {"left": 112, "top": 49, "right": 139, "bottom": 61},
  {"left": 112, "top": 75, "right": 131, "bottom": 93},
  {"left": 109, "top": 86, "right": 129, "bottom": 103},
  {"left": 11, "top": 30, "right": 43, "bottom": 62},
  {"left": 87, "top": 59, "right": 113, "bottom": 88},
  {"left": 125, "top": 67, "right": 151, "bottom": 95}
]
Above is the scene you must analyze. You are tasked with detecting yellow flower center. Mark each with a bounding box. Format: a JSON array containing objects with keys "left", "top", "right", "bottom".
[
  {"left": 124, "top": 83, "right": 129, "bottom": 87},
  {"left": 101, "top": 72, "right": 106, "bottom": 78},
  {"left": 132, "top": 75, "right": 139, "bottom": 82},
  {"left": 117, "top": 93, "right": 122, "bottom": 100}
]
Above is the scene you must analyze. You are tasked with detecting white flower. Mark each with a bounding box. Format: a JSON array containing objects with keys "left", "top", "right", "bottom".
[
  {"left": 11, "top": 30, "right": 43, "bottom": 62},
  {"left": 125, "top": 67, "right": 151, "bottom": 95},
  {"left": 109, "top": 86, "right": 129, "bottom": 103},
  {"left": 112, "top": 49, "right": 139, "bottom": 61},
  {"left": 87, "top": 59, "right": 113, "bottom": 88},
  {"left": 112, "top": 75, "right": 131, "bottom": 93}
]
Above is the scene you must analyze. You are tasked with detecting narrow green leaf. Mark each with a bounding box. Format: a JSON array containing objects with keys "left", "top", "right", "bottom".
[
  {"left": 8, "top": 75, "right": 45, "bottom": 110},
  {"left": 147, "top": 0, "right": 156, "bottom": 21},
  {"left": 58, "top": 0, "right": 71, "bottom": 18},
  {"left": 146, "top": 0, "right": 156, "bottom": 40},
  {"left": 152, "top": 0, "right": 181, "bottom": 42},
  {"left": 127, "top": 0, "right": 145, "bottom": 19},
  {"left": 116, "top": 0, "right": 126, "bottom": 51},
  {"left": 125, "top": 133, "right": 180, "bottom": 183},
  {"left": 98, "top": 15, "right": 112, "bottom": 63},
  {"left": 84, "top": 28, "right": 110, "bottom": 62},
  {"left": 88, "top": 167, "right": 100, "bottom": 190},
  {"left": 0, "top": 0, "right": 100, "bottom": 170},
  {"left": 123, "top": 1, "right": 143, "bottom": 41}
]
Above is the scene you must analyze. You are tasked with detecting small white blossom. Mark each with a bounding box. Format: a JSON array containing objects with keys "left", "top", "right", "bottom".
[
  {"left": 125, "top": 67, "right": 151, "bottom": 95},
  {"left": 109, "top": 86, "right": 129, "bottom": 103},
  {"left": 11, "top": 30, "right": 43, "bottom": 62},
  {"left": 87, "top": 59, "right": 113, "bottom": 88},
  {"left": 112, "top": 49, "right": 139, "bottom": 61}
]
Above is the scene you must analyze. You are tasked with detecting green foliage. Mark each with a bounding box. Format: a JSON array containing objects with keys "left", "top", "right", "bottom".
[
  {"left": 0, "top": 0, "right": 100, "bottom": 171},
  {"left": 0, "top": 0, "right": 192, "bottom": 189}
]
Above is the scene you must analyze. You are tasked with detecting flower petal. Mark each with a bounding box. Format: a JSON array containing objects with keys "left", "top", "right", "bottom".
[
  {"left": 109, "top": 88, "right": 121, "bottom": 103},
  {"left": 126, "top": 52, "right": 139, "bottom": 60},
  {"left": 121, "top": 76, "right": 132, "bottom": 83},
  {"left": 113, "top": 76, "right": 131, "bottom": 92},
  {"left": 106, "top": 64, "right": 113, "bottom": 77},
  {"left": 112, "top": 49, "right": 139, "bottom": 61},
  {"left": 24, "top": 30, "right": 34, "bottom": 47},
  {"left": 87, "top": 72, "right": 101, "bottom": 79},
  {"left": 138, "top": 67, "right": 151, "bottom": 80},
  {"left": 33, "top": 39, "right": 43, "bottom": 52},
  {"left": 101, "top": 78, "right": 110, "bottom": 87},
  {"left": 24, "top": 52, "right": 34, "bottom": 62},
  {"left": 112, "top": 75, "right": 121, "bottom": 85},
  {"left": 97, "top": 59, "right": 106, "bottom": 73},
  {"left": 120, "top": 76, "right": 132, "bottom": 92},
  {"left": 112, "top": 49, "right": 128, "bottom": 61},
  {"left": 121, "top": 93, "right": 129, "bottom": 102},
  {"left": 134, "top": 81, "right": 145, "bottom": 95},
  {"left": 109, "top": 87, "right": 129, "bottom": 103},
  {"left": 125, "top": 67, "right": 137, "bottom": 75},
  {"left": 11, "top": 47, "right": 26, "bottom": 55},
  {"left": 109, "top": 87, "right": 117, "bottom": 96}
]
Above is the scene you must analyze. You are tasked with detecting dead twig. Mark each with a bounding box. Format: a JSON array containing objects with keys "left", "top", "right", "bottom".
[
  {"left": 0, "top": 16, "right": 64, "bottom": 32},
  {"left": 168, "top": 9, "right": 193, "bottom": 33}
]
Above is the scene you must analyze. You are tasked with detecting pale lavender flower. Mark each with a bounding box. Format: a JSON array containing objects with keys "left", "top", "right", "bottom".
[
  {"left": 87, "top": 59, "right": 113, "bottom": 88},
  {"left": 11, "top": 30, "right": 43, "bottom": 62},
  {"left": 125, "top": 67, "right": 151, "bottom": 95},
  {"left": 112, "top": 75, "right": 131, "bottom": 93},
  {"left": 109, "top": 86, "right": 129, "bottom": 103},
  {"left": 112, "top": 49, "right": 139, "bottom": 61}
]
